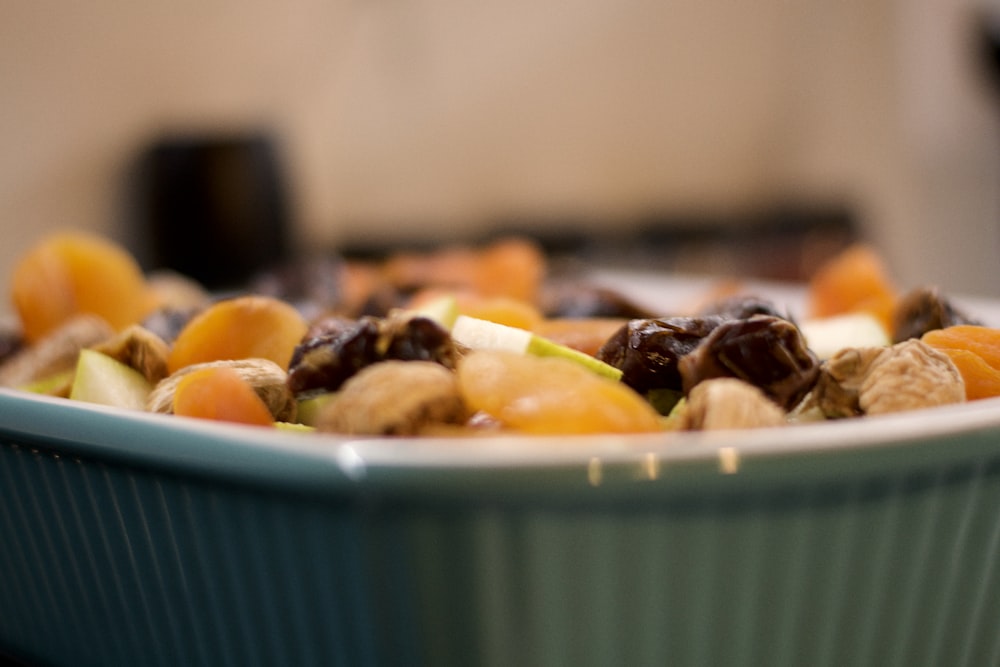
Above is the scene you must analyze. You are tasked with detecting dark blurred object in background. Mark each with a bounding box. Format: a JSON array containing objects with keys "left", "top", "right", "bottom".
[
  {"left": 977, "top": 8, "right": 1000, "bottom": 96},
  {"left": 128, "top": 132, "right": 292, "bottom": 290}
]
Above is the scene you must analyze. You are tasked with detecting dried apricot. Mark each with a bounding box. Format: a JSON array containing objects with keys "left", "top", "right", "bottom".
[
  {"left": 408, "top": 289, "right": 542, "bottom": 330},
  {"left": 472, "top": 237, "right": 546, "bottom": 304},
  {"left": 457, "top": 349, "right": 663, "bottom": 435},
  {"left": 926, "top": 348, "right": 1000, "bottom": 401},
  {"left": 167, "top": 295, "right": 308, "bottom": 374},
  {"left": 922, "top": 325, "right": 1000, "bottom": 400},
  {"left": 172, "top": 366, "right": 274, "bottom": 426},
  {"left": 531, "top": 317, "right": 629, "bottom": 357},
  {"left": 383, "top": 237, "right": 545, "bottom": 304},
  {"left": 460, "top": 296, "right": 542, "bottom": 330},
  {"left": 11, "top": 231, "right": 153, "bottom": 343},
  {"left": 922, "top": 326, "right": 1000, "bottom": 371},
  {"left": 806, "top": 244, "right": 897, "bottom": 331}
]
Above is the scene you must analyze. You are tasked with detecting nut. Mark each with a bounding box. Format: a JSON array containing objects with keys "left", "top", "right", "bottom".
[
  {"left": 811, "top": 339, "right": 964, "bottom": 418},
  {"left": 147, "top": 358, "right": 296, "bottom": 422},
  {"left": 0, "top": 315, "right": 114, "bottom": 391},
  {"left": 316, "top": 360, "right": 468, "bottom": 436},
  {"left": 859, "top": 339, "right": 964, "bottom": 415},
  {"left": 676, "top": 377, "right": 787, "bottom": 431},
  {"left": 810, "top": 346, "right": 884, "bottom": 418},
  {"left": 90, "top": 324, "right": 171, "bottom": 385}
]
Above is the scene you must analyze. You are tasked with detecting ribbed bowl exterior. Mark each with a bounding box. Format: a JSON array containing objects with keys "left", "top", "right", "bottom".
[
  {"left": 0, "top": 442, "right": 377, "bottom": 667},
  {"left": 4, "top": 407, "right": 1000, "bottom": 666},
  {"left": 366, "top": 462, "right": 1000, "bottom": 667}
]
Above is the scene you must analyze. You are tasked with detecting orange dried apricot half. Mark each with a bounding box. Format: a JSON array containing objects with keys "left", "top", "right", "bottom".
[
  {"left": 457, "top": 349, "right": 663, "bottom": 435},
  {"left": 922, "top": 325, "right": 1000, "bottom": 371},
  {"left": 458, "top": 295, "right": 542, "bottom": 330},
  {"left": 11, "top": 231, "right": 153, "bottom": 343},
  {"left": 383, "top": 236, "right": 545, "bottom": 304},
  {"left": 922, "top": 325, "right": 1000, "bottom": 400},
  {"left": 173, "top": 366, "right": 274, "bottom": 426},
  {"left": 531, "top": 317, "right": 628, "bottom": 357},
  {"left": 930, "top": 348, "right": 1000, "bottom": 401},
  {"left": 167, "top": 295, "right": 308, "bottom": 374},
  {"left": 806, "top": 243, "right": 897, "bottom": 331}
]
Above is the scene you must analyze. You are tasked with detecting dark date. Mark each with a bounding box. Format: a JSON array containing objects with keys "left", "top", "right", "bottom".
[
  {"left": 287, "top": 314, "right": 458, "bottom": 396},
  {"left": 892, "top": 286, "right": 982, "bottom": 343},
  {"left": 596, "top": 316, "right": 727, "bottom": 394},
  {"left": 679, "top": 315, "right": 820, "bottom": 410}
]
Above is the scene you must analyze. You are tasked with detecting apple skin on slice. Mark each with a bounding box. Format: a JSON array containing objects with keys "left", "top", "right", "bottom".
[
  {"left": 296, "top": 391, "right": 337, "bottom": 427},
  {"left": 450, "top": 315, "right": 623, "bottom": 380},
  {"left": 408, "top": 294, "right": 460, "bottom": 329},
  {"left": 69, "top": 348, "right": 153, "bottom": 411}
]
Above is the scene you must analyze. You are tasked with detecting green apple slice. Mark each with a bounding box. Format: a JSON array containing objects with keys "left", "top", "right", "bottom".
[
  {"left": 69, "top": 348, "right": 153, "bottom": 411},
  {"left": 450, "top": 314, "right": 622, "bottom": 380},
  {"left": 275, "top": 421, "right": 315, "bottom": 433},
  {"left": 295, "top": 391, "right": 338, "bottom": 427},
  {"left": 20, "top": 369, "right": 75, "bottom": 395},
  {"left": 408, "top": 294, "right": 460, "bottom": 329}
]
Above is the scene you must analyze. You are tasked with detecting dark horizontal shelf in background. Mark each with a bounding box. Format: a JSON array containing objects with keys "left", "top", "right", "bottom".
[{"left": 338, "top": 203, "right": 857, "bottom": 283}]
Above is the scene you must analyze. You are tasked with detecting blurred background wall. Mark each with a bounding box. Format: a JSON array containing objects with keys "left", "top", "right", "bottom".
[{"left": 1, "top": 0, "right": 999, "bottom": 304}]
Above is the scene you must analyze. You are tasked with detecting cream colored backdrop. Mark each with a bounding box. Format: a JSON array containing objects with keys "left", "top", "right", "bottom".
[{"left": 1, "top": 0, "right": 998, "bottom": 308}]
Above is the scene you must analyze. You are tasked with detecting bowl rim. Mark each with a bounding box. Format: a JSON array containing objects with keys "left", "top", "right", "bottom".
[
  {"left": 3, "top": 270, "right": 1000, "bottom": 496},
  {"left": 3, "top": 386, "right": 1000, "bottom": 498}
]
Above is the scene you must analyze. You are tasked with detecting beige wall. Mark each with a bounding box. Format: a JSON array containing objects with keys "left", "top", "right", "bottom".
[{"left": 1, "top": 0, "right": 998, "bottom": 309}]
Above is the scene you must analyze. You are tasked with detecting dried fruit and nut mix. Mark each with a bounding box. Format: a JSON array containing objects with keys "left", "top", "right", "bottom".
[{"left": 1, "top": 230, "right": 995, "bottom": 437}]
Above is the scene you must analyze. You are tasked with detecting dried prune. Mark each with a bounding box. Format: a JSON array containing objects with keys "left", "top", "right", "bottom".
[
  {"left": 679, "top": 315, "right": 819, "bottom": 410},
  {"left": 287, "top": 313, "right": 459, "bottom": 396},
  {"left": 596, "top": 316, "right": 726, "bottom": 394},
  {"left": 541, "top": 281, "right": 655, "bottom": 319},
  {"left": 696, "top": 294, "right": 789, "bottom": 321},
  {"left": 287, "top": 318, "right": 380, "bottom": 395},
  {"left": 381, "top": 314, "right": 458, "bottom": 364},
  {"left": 892, "top": 286, "right": 981, "bottom": 343}
]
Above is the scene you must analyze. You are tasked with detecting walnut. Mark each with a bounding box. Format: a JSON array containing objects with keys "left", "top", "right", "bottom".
[
  {"left": 859, "top": 339, "right": 964, "bottom": 415},
  {"left": 810, "top": 347, "right": 884, "bottom": 418},
  {"left": 316, "top": 360, "right": 468, "bottom": 436},
  {"left": 0, "top": 315, "right": 114, "bottom": 392},
  {"left": 810, "top": 339, "right": 964, "bottom": 418},
  {"left": 676, "top": 377, "right": 787, "bottom": 431},
  {"left": 147, "top": 358, "right": 296, "bottom": 422},
  {"left": 90, "top": 324, "right": 170, "bottom": 385}
]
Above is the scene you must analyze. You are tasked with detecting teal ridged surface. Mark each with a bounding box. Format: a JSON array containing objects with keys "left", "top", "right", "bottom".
[
  {"left": 364, "top": 461, "right": 1000, "bottom": 667},
  {"left": 5, "top": 387, "right": 1000, "bottom": 666},
  {"left": 0, "top": 442, "right": 377, "bottom": 667}
]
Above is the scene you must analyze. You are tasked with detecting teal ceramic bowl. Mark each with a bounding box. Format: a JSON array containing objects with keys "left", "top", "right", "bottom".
[
  {"left": 4, "top": 389, "right": 1000, "bottom": 667},
  {"left": 2, "top": 274, "right": 1000, "bottom": 667}
]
